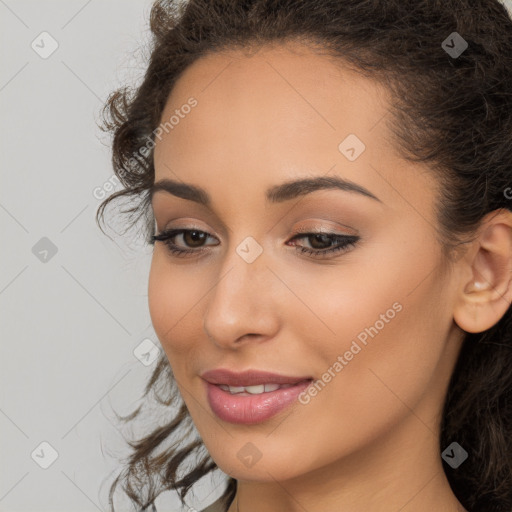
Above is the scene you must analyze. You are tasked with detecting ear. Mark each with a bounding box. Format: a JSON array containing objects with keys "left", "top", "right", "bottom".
[{"left": 453, "top": 208, "right": 512, "bottom": 334}]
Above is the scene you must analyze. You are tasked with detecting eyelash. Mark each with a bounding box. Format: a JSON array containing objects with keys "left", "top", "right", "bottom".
[{"left": 151, "top": 228, "right": 360, "bottom": 259}]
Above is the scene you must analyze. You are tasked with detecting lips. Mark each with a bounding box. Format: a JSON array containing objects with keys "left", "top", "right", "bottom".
[
  {"left": 201, "top": 368, "right": 312, "bottom": 387},
  {"left": 218, "top": 383, "right": 293, "bottom": 395},
  {"left": 201, "top": 369, "right": 313, "bottom": 424}
]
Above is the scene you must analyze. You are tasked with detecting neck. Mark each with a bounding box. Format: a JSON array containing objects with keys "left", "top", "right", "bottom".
[{"left": 227, "top": 412, "right": 467, "bottom": 512}]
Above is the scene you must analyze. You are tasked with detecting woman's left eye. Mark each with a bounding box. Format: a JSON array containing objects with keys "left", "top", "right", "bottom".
[
  {"left": 151, "top": 228, "right": 360, "bottom": 259},
  {"left": 287, "top": 232, "right": 360, "bottom": 257}
]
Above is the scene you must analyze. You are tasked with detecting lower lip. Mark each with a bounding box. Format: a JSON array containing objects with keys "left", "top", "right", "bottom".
[{"left": 205, "top": 380, "right": 312, "bottom": 424}]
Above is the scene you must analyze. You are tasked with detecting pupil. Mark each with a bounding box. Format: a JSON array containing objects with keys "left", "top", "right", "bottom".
[
  {"left": 310, "top": 234, "right": 331, "bottom": 249},
  {"left": 186, "top": 231, "right": 206, "bottom": 247}
]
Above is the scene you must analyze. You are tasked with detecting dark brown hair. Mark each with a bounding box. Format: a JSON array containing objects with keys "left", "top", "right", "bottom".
[{"left": 96, "top": 1, "right": 512, "bottom": 511}]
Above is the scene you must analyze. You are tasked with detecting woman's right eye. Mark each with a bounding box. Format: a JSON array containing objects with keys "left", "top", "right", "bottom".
[{"left": 152, "top": 228, "right": 219, "bottom": 257}]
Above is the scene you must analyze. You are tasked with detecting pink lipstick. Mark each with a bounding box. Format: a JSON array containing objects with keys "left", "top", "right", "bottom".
[{"left": 201, "top": 369, "right": 313, "bottom": 424}]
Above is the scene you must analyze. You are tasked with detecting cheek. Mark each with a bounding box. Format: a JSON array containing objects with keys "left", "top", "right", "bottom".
[
  {"left": 148, "top": 254, "right": 171, "bottom": 342},
  {"left": 287, "top": 234, "right": 450, "bottom": 425},
  {"left": 148, "top": 252, "right": 204, "bottom": 361},
  {"left": 341, "top": 255, "right": 445, "bottom": 384}
]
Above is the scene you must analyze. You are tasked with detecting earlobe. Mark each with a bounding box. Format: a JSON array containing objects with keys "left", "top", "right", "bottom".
[{"left": 453, "top": 209, "right": 512, "bottom": 334}]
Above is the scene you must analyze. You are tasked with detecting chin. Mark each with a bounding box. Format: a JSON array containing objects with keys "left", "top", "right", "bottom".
[{"left": 213, "top": 455, "right": 303, "bottom": 482}]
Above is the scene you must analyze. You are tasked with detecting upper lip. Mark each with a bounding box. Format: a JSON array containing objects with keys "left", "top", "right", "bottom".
[{"left": 201, "top": 369, "right": 313, "bottom": 387}]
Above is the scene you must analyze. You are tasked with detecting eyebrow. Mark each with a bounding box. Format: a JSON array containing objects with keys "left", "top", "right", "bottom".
[{"left": 149, "top": 175, "right": 382, "bottom": 206}]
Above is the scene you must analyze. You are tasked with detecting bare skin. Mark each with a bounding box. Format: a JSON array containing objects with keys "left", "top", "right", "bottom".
[{"left": 148, "top": 42, "right": 512, "bottom": 512}]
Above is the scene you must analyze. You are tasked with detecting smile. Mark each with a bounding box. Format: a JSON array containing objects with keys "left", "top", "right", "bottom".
[{"left": 218, "top": 383, "right": 296, "bottom": 395}]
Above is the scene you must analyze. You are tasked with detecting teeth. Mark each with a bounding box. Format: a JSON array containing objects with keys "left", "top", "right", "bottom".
[
  {"left": 245, "top": 384, "right": 265, "bottom": 394},
  {"left": 218, "top": 383, "right": 295, "bottom": 395},
  {"left": 227, "top": 385, "right": 245, "bottom": 393}
]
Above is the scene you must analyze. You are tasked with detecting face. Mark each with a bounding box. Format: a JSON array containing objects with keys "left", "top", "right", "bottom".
[{"left": 148, "top": 43, "right": 466, "bottom": 482}]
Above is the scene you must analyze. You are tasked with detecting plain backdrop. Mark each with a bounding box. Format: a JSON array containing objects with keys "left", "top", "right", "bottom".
[
  {"left": 1, "top": 1, "right": 511, "bottom": 511},
  {"left": 0, "top": 1, "right": 226, "bottom": 511}
]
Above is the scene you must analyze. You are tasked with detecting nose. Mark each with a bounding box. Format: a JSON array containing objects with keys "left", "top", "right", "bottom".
[{"left": 203, "top": 244, "right": 281, "bottom": 349}]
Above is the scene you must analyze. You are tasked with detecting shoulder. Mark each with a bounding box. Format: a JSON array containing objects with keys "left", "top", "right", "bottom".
[
  {"left": 147, "top": 495, "right": 228, "bottom": 512},
  {"left": 200, "top": 496, "right": 229, "bottom": 512}
]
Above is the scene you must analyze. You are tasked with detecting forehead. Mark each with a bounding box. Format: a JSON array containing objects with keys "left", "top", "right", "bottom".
[
  {"left": 156, "top": 44, "right": 390, "bottom": 154},
  {"left": 152, "top": 42, "right": 436, "bottom": 214}
]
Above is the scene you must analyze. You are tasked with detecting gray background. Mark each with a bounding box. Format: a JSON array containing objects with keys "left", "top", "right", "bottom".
[
  {"left": 0, "top": 1, "right": 225, "bottom": 511},
  {"left": 1, "top": 1, "right": 511, "bottom": 511}
]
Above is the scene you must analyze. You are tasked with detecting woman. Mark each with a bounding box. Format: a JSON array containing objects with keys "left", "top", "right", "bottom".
[{"left": 96, "top": 1, "right": 512, "bottom": 511}]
